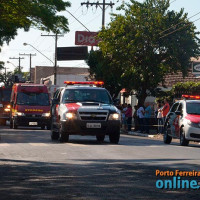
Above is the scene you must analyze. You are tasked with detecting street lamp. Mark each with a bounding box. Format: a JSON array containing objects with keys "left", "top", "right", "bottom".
[
  {"left": 7, "top": 61, "right": 16, "bottom": 68},
  {"left": 23, "top": 43, "right": 54, "bottom": 65}
]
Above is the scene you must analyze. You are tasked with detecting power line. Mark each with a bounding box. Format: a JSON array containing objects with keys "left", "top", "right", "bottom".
[
  {"left": 19, "top": 53, "right": 36, "bottom": 81},
  {"left": 160, "top": 16, "right": 200, "bottom": 39},
  {"left": 170, "top": 0, "right": 177, "bottom": 4},
  {"left": 160, "top": 11, "right": 200, "bottom": 36},
  {"left": 66, "top": 10, "right": 91, "bottom": 32},
  {"left": 9, "top": 57, "right": 24, "bottom": 71},
  {"left": 81, "top": 0, "right": 115, "bottom": 28},
  {"left": 41, "top": 34, "right": 64, "bottom": 85}
]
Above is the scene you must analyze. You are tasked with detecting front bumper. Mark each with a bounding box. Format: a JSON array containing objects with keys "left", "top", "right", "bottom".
[
  {"left": 60, "top": 119, "right": 120, "bottom": 135},
  {"left": 13, "top": 116, "right": 50, "bottom": 127},
  {"left": 0, "top": 112, "right": 9, "bottom": 120},
  {"left": 185, "top": 125, "right": 200, "bottom": 141}
]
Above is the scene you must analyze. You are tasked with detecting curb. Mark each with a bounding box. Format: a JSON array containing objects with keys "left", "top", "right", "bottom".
[{"left": 121, "top": 130, "right": 160, "bottom": 138}]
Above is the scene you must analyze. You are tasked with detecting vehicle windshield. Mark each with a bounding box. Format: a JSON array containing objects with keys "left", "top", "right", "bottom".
[
  {"left": 17, "top": 92, "right": 50, "bottom": 106},
  {"left": 186, "top": 102, "right": 200, "bottom": 115},
  {"left": 0, "top": 89, "right": 11, "bottom": 102},
  {"left": 62, "top": 89, "right": 112, "bottom": 104}
]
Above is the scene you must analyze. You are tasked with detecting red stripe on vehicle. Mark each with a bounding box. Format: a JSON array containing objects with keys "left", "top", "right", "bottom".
[
  {"left": 185, "top": 114, "right": 200, "bottom": 123},
  {"left": 65, "top": 103, "right": 81, "bottom": 112}
]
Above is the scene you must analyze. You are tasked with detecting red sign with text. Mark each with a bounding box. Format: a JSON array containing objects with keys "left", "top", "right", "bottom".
[{"left": 75, "top": 31, "right": 99, "bottom": 46}]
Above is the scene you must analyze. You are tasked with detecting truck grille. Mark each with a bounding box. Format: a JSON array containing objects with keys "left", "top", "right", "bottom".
[
  {"left": 78, "top": 111, "right": 108, "bottom": 121},
  {"left": 25, "top": 114, "right": 42, "bottom": 118}
]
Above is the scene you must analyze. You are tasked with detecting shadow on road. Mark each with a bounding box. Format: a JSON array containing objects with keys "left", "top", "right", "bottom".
[
  {"left": 0, "top": 158, "right": 199, "bottom": 200},
  {"left": 1, "top": 126, "right": 200, "bottom": 148}
]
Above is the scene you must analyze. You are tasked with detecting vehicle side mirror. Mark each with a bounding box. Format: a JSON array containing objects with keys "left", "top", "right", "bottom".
[
  {"left": 113, "top": 98, "right": 120, "bottom": 106},
  {"left": 52, "top": 98, "right": 59, "bottom": 105},
  {"left": 175, "top": 111, "right": 182, "bottom": 115}
]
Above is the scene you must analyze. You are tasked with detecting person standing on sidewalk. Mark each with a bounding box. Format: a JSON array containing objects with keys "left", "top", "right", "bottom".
[
  {"left": 157, "top": 102, "right": 163, "bottom": 134},
  {"left": 137, "top": 103, "right": 145, "bottom": 133},
  {"left": 125, "top": 104, "right": 132, "bottom": 132},
  {"left": 144, "top": 102, "right": 152, "bottom": 134},
  {"left": 122, "top": 103, "right": 128, "bottom": 131},
  {"left": 133, "top": 105, "right": 139, "bottom": 131}
]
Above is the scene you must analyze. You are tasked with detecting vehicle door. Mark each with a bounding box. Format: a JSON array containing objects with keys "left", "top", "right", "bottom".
[
  {"left": 51, "top": 88, "right": 63, "bottom": 123},
  {"left": 174, "top": 103, "right": 183, "bottom": 137},
  {"left": 167, "top": 102, "right": 179, "bottom": 136}
]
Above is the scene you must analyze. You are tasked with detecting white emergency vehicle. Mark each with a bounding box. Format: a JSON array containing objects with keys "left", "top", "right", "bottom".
[
  {"left": 50, "top": 81, "right": 121, "bottom": 143},
  {"left": 164, "top": 95, "right": 200, "bottom": 146}
]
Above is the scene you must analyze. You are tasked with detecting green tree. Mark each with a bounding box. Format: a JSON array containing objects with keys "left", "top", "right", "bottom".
[
  {"left": 97, "top": 0, "right": 200, "bottom": 104},
  {"left": 0, "top": 61, "right": 4, "bottom": 70},
  {"left": 0, "top": 0, "right": 71, "bottom": 46},
  {"left": 87, "top": 50, "right": 129, "bottom": 99}
]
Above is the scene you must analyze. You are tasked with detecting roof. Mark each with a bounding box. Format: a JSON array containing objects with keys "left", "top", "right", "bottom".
[
  {"left": 64, "top": 86, "right": 106, "bottom": 90},
  {"left": 33, "top": 66, "right": 89, "bottom": 84},
  {"left": 163, "top": 70, "right": 200, "bottom": 88}
]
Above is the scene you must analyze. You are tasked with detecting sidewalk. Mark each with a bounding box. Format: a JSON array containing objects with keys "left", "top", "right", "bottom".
[{"left": 120, "top": 128, "right": 163, "bottom": 139}]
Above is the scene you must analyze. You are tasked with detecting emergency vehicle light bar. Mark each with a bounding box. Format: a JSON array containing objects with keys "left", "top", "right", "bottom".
[
  {"left": 64, "top": 81, "right": 104, "bottom": 86},
  {"left": 182, "top": 95, "right": 200, "bottom": 99}
]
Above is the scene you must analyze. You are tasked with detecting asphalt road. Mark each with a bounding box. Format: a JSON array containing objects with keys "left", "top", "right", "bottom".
[{"left": 0, "top": 126, "right": 200, "bottom": 200}]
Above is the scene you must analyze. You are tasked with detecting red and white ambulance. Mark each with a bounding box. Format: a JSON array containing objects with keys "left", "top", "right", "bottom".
[
  {"left": 10, "top": 83, "right": 51, "bottom": 129},
  {"left": 164, "top": 95, "right": 200, "bottom": 146}
]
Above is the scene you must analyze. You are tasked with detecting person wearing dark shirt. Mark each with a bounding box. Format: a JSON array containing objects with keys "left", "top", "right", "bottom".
[{"left": 125, "top": 104, "right": 132, "bottom": 132}]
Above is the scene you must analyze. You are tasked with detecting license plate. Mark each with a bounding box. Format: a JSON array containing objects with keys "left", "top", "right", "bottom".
[
  {"left": 86, "top": 123, "right": 101, "bottom": 128},
  {"left": 29, "top": 122, "right": 38, "bottom": 126}
]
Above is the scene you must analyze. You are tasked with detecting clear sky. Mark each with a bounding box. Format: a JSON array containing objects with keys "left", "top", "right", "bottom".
[{"left": 1, "top": 0, "right": 200, "bottom": 74}]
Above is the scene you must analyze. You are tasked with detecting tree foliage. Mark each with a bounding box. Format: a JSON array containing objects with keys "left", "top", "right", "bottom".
[
  {"left": 0, "top": 0, "right": 71, "bottom": 46},
  {"left": 96, "top": 0, "right": 200, "bottom": 104},
  {"left": 86, "top": 50, "right": 131, "bottom": 99},
  {"left": 156, "top": 81, "right": 200, "bottom": 103}
]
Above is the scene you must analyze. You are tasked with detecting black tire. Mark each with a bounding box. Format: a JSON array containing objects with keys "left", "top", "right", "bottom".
[
  {"left": 51, "top": 131, "right": 59, "bottom": 140},
  {"left": 13, "top": 119, "right": 18, "bottom": 129},
  {"left": 163, "top": 125, "right": 172, "bottom": 144},
  {"left": 47, "top": 125, "right": 51, "bottom": 130},
  {"left": 96, "top": 135, "right": 105, "bottom": 143},
  {"left": 10, "top": 119, "right": 13, "bottom": 129},
  {"left": 59, "top": 131, "right": 69, "bottom": 143},
  {"left": 41, "top": 125, "right": 45, "bottom": 130},
  {"left": 180, "top": 128, "right": 189, "bottom": 146},
  {"left": 59, "top": 123, "right": 69, "bottom": 143},
  {"left": 109, "top": 130, "right": 120, "bottom": 144}
]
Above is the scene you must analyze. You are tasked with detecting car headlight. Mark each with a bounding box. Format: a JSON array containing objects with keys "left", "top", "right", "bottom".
[
  {"left": 4, "top": 105, "right": 11, "bottom": 112},
  {"left": 42, "top": 112, "right": 51, "bottom": 117},
  {"left": 65, "top": 112, "right": 76, "bottom": 120},
  {"left": 187, "top": 120, "right": 199, "bottom": 128},
  {"left": 108, "top": 113, "right": 120, "bottom": 120},
  {"left": 15, "top": 112, "right": 25, "bottom": 116}
]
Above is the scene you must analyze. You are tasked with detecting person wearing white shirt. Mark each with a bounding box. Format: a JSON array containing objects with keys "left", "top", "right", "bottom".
[{"left": 137, "top": 104, "right": 145, "bottom": 133}]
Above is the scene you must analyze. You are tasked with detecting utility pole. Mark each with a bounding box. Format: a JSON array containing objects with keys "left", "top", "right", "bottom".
[
  {"left": 81, "top": 0, "right": 115, "bottom": 28},
  {"left": 9, "top": 57, "right": 24, "bottom": 72},
  {"left": 41, "top": 33, "right": 64, "bottom": 85},
  {"left": 19, "top": 53, "right": 36, "bottom": 81}
]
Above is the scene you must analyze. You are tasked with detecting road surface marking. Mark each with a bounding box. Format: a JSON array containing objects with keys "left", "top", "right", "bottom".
[
  {"left": 29, "top": 143, "right": 48, "bottom": 146},
  {"left": 67, "top": 143, "right": 87, "bottom": 147},
  {"left": 0, "top": 143, "right": 10, "bottom": 147}
]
